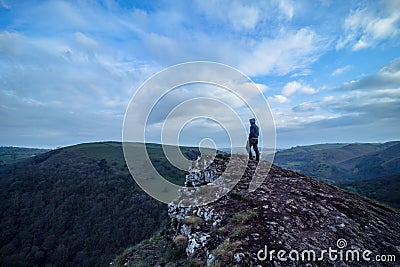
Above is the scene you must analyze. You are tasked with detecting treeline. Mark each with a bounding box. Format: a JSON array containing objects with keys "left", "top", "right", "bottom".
[{"left": 0, "top": 148, "right": 167, "bottom": 266}]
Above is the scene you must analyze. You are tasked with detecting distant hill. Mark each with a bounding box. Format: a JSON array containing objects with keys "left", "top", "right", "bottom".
[
  {"left": 274, "top": 141, "right": 400, "bottom": 209},
  {"left": 0, "top": 146, "right": 49, "bottom": 165},
  {"left": 65, "top": 141, "right": 206, "bottom": 185},
  {"left": 339, "top": 142, "right": 400, "bottom": 180},
  {"left": 0, "top": 142, "right": 201, "bottom": 266},
  {"left": 274, "top": 141, "right": 400, "bottom": 182}
]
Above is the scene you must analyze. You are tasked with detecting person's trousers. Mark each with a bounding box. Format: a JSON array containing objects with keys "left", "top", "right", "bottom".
[{"left": 249, "top": 138, "right": 259, "bottom": 161}]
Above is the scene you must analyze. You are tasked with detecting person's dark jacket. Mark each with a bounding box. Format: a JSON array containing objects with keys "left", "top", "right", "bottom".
[{"left": 249, "top": 123, "right": 259, "bottom": 139}]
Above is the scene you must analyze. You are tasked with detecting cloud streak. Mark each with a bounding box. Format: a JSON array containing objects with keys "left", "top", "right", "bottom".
[
  {"left": 0, "top": 1, "right": 399, "bottom": 148},
  {"left": 336, "top": 0, "right": 400, "bottom": 50},
  {"left": 335, "top": 58, "right": 400, "bottom": 91}
]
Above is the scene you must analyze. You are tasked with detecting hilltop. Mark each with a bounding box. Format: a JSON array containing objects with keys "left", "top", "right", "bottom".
[{"left": 114, "top": 154, "right": 400, "bottom": 266}]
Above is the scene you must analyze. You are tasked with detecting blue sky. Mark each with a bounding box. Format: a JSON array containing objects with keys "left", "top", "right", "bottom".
[{"left": 0, "top": 0, "right": 399, "bottom": 148}]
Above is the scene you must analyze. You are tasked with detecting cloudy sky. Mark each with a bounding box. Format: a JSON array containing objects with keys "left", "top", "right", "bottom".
[{"left": 1, "top": 0, "right": 399, "bottom": 148}]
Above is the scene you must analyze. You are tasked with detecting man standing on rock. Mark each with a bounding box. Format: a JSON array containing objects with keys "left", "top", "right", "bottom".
[{"left": 248, "top": 118, "right": 260, "bottom": 162}]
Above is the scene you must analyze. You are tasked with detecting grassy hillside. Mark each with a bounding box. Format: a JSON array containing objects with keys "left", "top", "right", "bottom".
[
  {"left": 339, "top": 173, "right": 400, "bottom": 209},
  {"left": 274, "top": 141, "right": 400, "bottom": 209},
  {"left": 0, "top": 142, "right": 201, "bottom": 266},
  {"left": 339, "top": 142, "right": 400, "bottom": 179},
  {"left": 0, "top": 147, "right": 49, "bottom": 165},
  {"left": 274, "top": 141, "right": 400, "bottom": 182},
  {"left": 64, "top": 141, "right": 204, "bottom": 186}
]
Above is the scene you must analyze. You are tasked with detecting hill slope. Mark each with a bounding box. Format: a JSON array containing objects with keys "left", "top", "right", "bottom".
[
  {"left": 0, "top": 142, "right": 201, "bottom": 266},
  {"left": 274, "top": 141, "right": 400, "bottom": 208},
  {"left": 338, "top": 142, "right": 400, "bottom": 179},
  {"left": 114, "top": 155, "right": 400, "bottom": 266},
  {"left": 339, "top": 172, "right": 400, "bottom": 209},
  {"left": 274, "top": 141, "right": 400, "bottom": 183}
]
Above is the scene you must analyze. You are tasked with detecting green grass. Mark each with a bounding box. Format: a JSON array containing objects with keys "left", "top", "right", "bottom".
[
  {"left": 183, "top": 216, "right": 204, "bottom": 227},
  {"left": 54, "top": 141, "right": 216, "bottom": 182},
  {"left": 65, "top": 141, "right": 208, "bottom": 186},
  {"left": 229, "top": 190, "right": 250, "bottom": 202},
  {"left": 279, "top": 143, "right": 347, "bottom": 155},
  {"left": 113, "top": 233, "right": 190, "bottom": 267},
  {"left": 67, "top": 141, "right": 124, "bottom": 162},
  {"left": 229, "top": 209, "right": 257, "bottom": 225},
  {"left": 284, "top": 161, "right": 304, "bottom": 167},
  {"left": 211, "top": 239, "right": 243, "bottom": 267},
  {"left": 0, "top": 147, "right": 49, "bottom": 165}
]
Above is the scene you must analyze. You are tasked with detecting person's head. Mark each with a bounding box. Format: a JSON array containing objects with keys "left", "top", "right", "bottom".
[{"left": 249, "top": 118, "right": 256, "bottom": 124}]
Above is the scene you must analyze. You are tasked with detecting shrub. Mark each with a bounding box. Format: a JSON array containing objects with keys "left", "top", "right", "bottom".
[
  {"left": 229, "top": 190, "right": 250, "bottom": 202},
  {"left": 165, "top": 246, "right": 186, "bottom": 262},
  {"left": 183, "top": 216, "right": 204, "bottom": 227},
  {"left": 174, "top": 234, "right": 188, "bottom": 248}
]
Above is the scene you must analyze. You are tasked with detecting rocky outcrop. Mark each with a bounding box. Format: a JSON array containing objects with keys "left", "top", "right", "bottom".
[
  {"left": 116, "top": 154, "right": 400, "bottom": 266},
  {"left": 184, "top": 154, "right": 225, "bottom": 187},
  {"left": 168, "top": 155, "right": 400, "bottom": 266}
]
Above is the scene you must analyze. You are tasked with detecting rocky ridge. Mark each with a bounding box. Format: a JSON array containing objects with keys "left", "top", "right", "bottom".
[{"left": 115, "top": 154, "right": 400, "bottom": 266}]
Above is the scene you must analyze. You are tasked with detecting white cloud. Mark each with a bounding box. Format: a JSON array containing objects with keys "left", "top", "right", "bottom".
[
  {"left": 277, "top": 0, "right": 294, "bottom": 20},
  {"left": 2, "top": 1, "right": 399, "bottom": 148},
  {"left": 322, "top": 96, "right": 334, "bottom": 102},
  {"left": 239, "top": 28, "right": 326, "bottom": 76},
  {"left": 0, "top": 30, "right": 155, "bottom": 146},
  {"left": 271, "top": 105, "right": 335, "bottom": 130},
  {"left": 300, "top": 85, "right": 317, "bottom": 94},
  {"left": 194, "top": 0, "right": 260, "bottom": 31},
  {"left": 228, "top": 2, "right": 260, "bottom": 31},
  {"left": 292, "top": 102, "right": 317, "bottom": 112},
  {"left": 254, "top": 83, "right": 269, "bottom": 92},
  {"left": 9, "top": 1, "right": 323, "bottom": 79},
  {"left": 291, "top": 69, "right": 312, "bottom": 77},
  {"left": 277, "top": 60, "right": 400, "bottom": 138},
  {"left": 331, "top": 65, "right": 351, "bottom": 76},
  {"left": 336, "top": 58, "right": 400, "bottom": 91},
  {"left": 275, "top": 86, "right": 399, "bottom": 134},
  {"left": 135, "top": 26, "right": 326, "bottom": 77},
  {"left": 74, "top": 32, "right": 98, "bottom": 48},
  {"left": 282, "top": 81, "right": 316, "bottom": 96},
  {"left": 337, "top": 1, "right": 400, "bottom": 50},
  {"left": 324, "top": 88, "right": 400, "bottom": 123},
  {"left": 282, "top": 81, "right": 301, "bottom": 96},
  {"left": 369, "top": 15, "right": 399, "bottom": 39},
  {"left": 268, "top": 95, "right": 290, "bottom": 104},
  {"left": 352, "top": 39, "right": 369, "bottom": 51}
]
